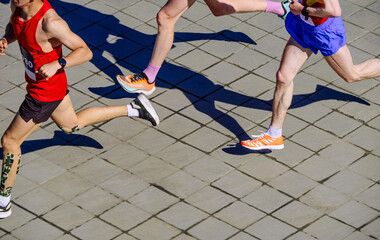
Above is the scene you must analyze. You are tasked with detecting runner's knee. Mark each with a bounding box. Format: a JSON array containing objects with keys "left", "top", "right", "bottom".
[
  {"left": 156, "top": 9, "right": 176, "bottom": 27},
  {"left": 1, "top": 132, "right": 19, "bottom": 150},
  {"left": 276, "top": 69, "right": 294, "bottom": 85}
]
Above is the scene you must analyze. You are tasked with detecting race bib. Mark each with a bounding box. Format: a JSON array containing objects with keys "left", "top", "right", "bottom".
[{"left": 20, "top": 44, "right": 36, "bottom": 81}]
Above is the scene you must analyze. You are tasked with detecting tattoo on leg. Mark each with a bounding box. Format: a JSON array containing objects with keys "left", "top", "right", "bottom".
[
  {"left": 16, "top": 154, "right": 21, "bottom": 174},
  {"left": 0, "top": 153, "right": 15, "bottom": 197},
  {"left": 57, "top": 124, "right": 80, "bottom": 134}
]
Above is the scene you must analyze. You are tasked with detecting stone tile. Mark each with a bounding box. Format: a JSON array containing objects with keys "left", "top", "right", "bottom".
[
  {"left": 349, "top": 154, "right": 380, "bottom": 181},
  {"left": 99, "top": 171, "right": 149, "bottom": 199},
  {"left": 270, "top": 141, "right": 314, "bottom": 168},
  {"left": 338, "top": 98, "right": 380, "bottom": 123},
  {"left": 156, "top": 142, "right": 205, "bottom": 168},
  {"left": 175, "top": 49, "right": 219, "bottom": 72},
  {"left": 300, "top": 185, "right": 349, "bottom": 214},
  {"left": 43, "top": 202, "right": 94, "bottom": 231},
  {"left": 0, "top": 204, "right": 35, "bottom": 232},
  {"left": 158, "top": 171, "right": 207, "bottom": 199},
  {"left": 157, "top": 202, "right": 208, "bottom": 230},
  {"left": 229, "top": 232, "right": 258, "bottom": 240},
  {"left": 314, "top": 111, "right": 362, "bottom": 137},
  {"left": 42, "top": 172, "right": 93, "bottom": 201},
  {"left": 100, "top": 202, "right": 151, "bottom": 231},
  {"left": 98, "top": 117, "right": 149, "bottom": 142},
  {"left": 212, "top": 170, "right": 262, "bottom": 198},
  {"left": 304, "top": 216, "right": 354, "bottom": 240},
  {"left": 122, "top": 1, "right": 160, "bottom": 22},
  {"left": 242, "top": 185, "right": 292, "bottom": 214},
  {"left": 254, "top": 34, "right": 287, "bottom": 59},
  {"left": 70, "top": 157, "right": 122, "bottom": 185},
  {"left": 294, "top": 155, "right": 343, "bottom": 181},
  {"left": 215, "top": 201, "right": 265, "bottom": 229},
  {"left": 185, "top": 186, "right": 235, "bottom": 214},
  {"left": 273, "top": 201, "right": 323, "bottom": 228},
  {"left": 361, "top": 217, "right": 380, "bottom": 240},
  {"left": 324, "top": 169, "right": 373, "bottom": 196},
  {"left": 11, "top": 218, "right": 63, "bottom": 240},
  {"left": 269, "top": 171, "right": 318, "bottom": 198},
  {"left": 129, "top": 217, "right": 181, "bottom": 240},
  {"left": 129, "top": 186, "right": 179, "bottom": 215},
  {"left": 56, "top": 235, "right": 82, "bottom": 240},
  {"left": 286, "top": 232, "right": 317, "bottom": 240},
  {"left": 98, "top": 142, "right": 149, "bottom": 170},
  {"left": 239, "top": 155, "right": 289, "bottom": 182},
  {"left": 14, "top": 187, "right": 64, "bottom": 216},
  {"left": 318, "top": 139, "right": 365, "bottom": 167},
  {"left": 44, "top": 145, "right": 94, "bottom": 170},
  {"left": 156, "top": 113, "right": 200, "bottom": 139},
  {"left": 329, "top": 200, "right": 378, "bottom": 228},
  {"left": 343, "top": 231, "right": 374, "bottom": 240},
  {"left": 188, "top": 217, "right": 239, "bottom": 240},
  {"left": 71, "top": 218, "right": 122, "bottom": 240},
  {"left": 355, "top": 184, "right": 380, "bottom": 211},
  {"left": 128, "top": 127, "right": 176, "bottom": 155},
  {"left": 184, "top": 156, "right": 233, "bottom": 183},
  {"left": 245, "top": 216, "right": 297, "bottom": 240},
  {"left": 290, "top": 126, "right": 337, "bottom": 152},
  {"left": 129, "top": 156, "right": 178, "bottom": 183},
  {"left": 19, "top": 158, "right": 66, "bottom": 185},
  {"left": 71, "top": 187, "right": 121, "bottom": 215},
  {"left": 112, "top": 234, "right": 137, "bottom": 240},
  {"left": 182, "top": 126, "right": 231, "bottom": 153},
  {"left": 11, "top": 175, "right": 38, "bottom": 199},
  {"left": 171, "top": 234, "right": 197, "bottom": 240},
  {"left": 202, "top": 61, "right": 247, "bottom": 85}
]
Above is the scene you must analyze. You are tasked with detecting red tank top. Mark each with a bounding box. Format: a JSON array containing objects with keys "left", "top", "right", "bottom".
[{"left": 11, "top": 0, "right": 67, "bottom": 102}]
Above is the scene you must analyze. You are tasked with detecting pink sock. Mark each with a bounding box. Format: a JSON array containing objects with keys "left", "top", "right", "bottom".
[
  {"left": 143, "top": 62, "right": 161, "bottom": 83},
  {"left": 265, "top": 1, "right": 285, "bottom": 16}
]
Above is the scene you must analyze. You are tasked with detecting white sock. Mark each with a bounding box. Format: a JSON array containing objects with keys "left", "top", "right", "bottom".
[
  {"left": 267, "top": 125, "right": 282, "bottom": 138},
  {"left": 127, "top": 104, "right": 139, "bottom": 117},
  {"left": 0, "top": 195, "right": 10, "bottom": 207}
]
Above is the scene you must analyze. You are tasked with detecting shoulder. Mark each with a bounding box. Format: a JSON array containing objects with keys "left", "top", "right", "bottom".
[{"left": 41, "top": 9, "right": 70, "bottom": 36}]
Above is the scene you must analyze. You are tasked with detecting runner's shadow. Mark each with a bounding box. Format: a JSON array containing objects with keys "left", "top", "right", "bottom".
[
  {"left": 0, "top": 131, "right": 103, "bottom": 156},
  {"left": 0, "top": 0, "right": 10, "bottom": 4},
  {"left": 50, "top": 0, "right": 369, "bottom": 153}
]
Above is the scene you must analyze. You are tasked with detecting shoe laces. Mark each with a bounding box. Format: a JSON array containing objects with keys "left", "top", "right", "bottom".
[{"left": 131, "top": 73, "right": 148, "bottom": 83}]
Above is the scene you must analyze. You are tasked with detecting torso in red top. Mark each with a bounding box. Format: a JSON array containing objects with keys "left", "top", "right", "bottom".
[{"left": 11, "top": 0, "right": 67, "bottom": 102}]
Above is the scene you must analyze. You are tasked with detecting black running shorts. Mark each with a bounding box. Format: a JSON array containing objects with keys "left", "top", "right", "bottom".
[{"left": 18, "top": 91, "right": 68, "bottom": 124}]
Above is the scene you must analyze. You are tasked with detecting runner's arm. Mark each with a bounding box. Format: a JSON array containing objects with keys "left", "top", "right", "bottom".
[
  {"left": 0, "top": 2, "right": 17, "bottom": 56},
  {"left": 37, "top": 15, "right": 93, "bottom": 79},
  {"left": 290, "top": 0, "right": 341, "bottom": 18}
]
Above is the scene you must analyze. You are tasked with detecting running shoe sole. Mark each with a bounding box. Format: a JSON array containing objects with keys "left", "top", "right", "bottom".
[
  {"left": 241, "top": 143, "right": 284, "bottom": 150},
  {"left": 116, "top": 75, "right": 156, "bottom": 96},
  {"left": 138, "top": 94, "right": 160, "bottom": 126}
]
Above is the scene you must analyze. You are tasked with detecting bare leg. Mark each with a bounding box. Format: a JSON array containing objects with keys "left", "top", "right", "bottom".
[
  {"left": 50, "top": 95, "right": 128, "bottom": 132},
  {"left": 205, "top": 0, "right": 267, "bottom": 16},
  {"left": 1, "top": 115, "right": 41, "bottom": 196},
  {"left": 324, "top": 45, "right": 380, "bottom": 83},
  {"left": 150, "top": 0, "right": 197, "bottom": 66},
  {"left": 270, "top": 37, "right": 312, "bottom": 129}
]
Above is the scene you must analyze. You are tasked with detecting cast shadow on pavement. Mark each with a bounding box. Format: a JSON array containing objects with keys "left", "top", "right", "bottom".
[{"left": 50, "top": 0, "right": 369, "bottom": 155}]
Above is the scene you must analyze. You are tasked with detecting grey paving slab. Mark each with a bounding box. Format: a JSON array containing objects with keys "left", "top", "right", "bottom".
[{"left": 1, "top": 0, "right": 379, "bottom": 239}]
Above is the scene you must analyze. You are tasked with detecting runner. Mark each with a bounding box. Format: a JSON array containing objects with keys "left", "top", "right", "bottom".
[
  {"left": 0, "top": 0, "right": 159, "bottom": 219},
  {"left": 116, "top": 0, "right": 291, "bottom": 95},
  {"left": 241, "top": 0, "right": 380, "bottom": 150}
]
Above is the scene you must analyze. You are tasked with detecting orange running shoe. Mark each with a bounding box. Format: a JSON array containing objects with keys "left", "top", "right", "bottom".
[
  {"left": 116, "top": 72, "right": 156, "bottom": 96},
  {"left": 241, "top": 133, "right": 284, "bottom": 150}
]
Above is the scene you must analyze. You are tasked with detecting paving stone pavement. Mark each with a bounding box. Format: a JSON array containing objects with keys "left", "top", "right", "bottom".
[{"left": 0, "top": 0, "right": 379, "bottom": 239}]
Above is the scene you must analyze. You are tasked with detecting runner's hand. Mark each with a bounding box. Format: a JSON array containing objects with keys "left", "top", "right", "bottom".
[
  {"left": 0, "top": 38, "right": 8, "bottom": 56},
  {"left": 36, "top": 61, "right": 61, "bottom": 80},
  {"left": 290, "top": 1, "right": 303, "bottom": 15}
]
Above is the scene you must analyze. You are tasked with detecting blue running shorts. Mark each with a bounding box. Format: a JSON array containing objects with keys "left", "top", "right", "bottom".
[{"left": 285, "top": 12, "right": 346, "bottom": 56}]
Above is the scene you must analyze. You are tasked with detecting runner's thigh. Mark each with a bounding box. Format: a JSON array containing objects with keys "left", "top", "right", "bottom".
[{"left": 50, "top": 94, "right": 79, "bottom": 129}]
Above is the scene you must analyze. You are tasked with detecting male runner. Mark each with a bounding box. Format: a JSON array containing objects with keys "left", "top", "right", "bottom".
[
  {"left": 241, "top": 0, "right": 380, "bottom": 150},
  {"left": 0, "top": 0, "right": 159, "bottom": 218},
  {"left": 116, "top": 0, "right": 291, "bottom": 95}
]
